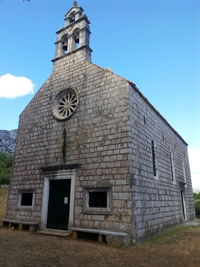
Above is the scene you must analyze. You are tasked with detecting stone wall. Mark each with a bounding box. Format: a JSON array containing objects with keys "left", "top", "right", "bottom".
[
  {"left": 128, "top": 83, "right": 195, "bottom": 240},
  {"left": 6, "top": 48, "right": 195, "bottom": 242},
  {"left": 6, "top": 50, "right": 133, "bottom": 234}
]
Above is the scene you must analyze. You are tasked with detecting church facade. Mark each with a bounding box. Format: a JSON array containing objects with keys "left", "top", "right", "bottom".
[{"left": 5, "top": 2, "right": 195, "bottom": 245}]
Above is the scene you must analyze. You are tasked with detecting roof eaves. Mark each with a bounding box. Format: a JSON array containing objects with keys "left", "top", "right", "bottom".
[
  {"left": 90, "top": 63, "right": 187, "bottom": 145},
  {"left": 128, "top": 81, "right": 188, "bottom": 146}
]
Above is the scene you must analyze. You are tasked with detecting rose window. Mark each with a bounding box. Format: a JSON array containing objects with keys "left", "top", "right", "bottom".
[{"left": 52, "top": 88, "right": 79, "bottom": 120}]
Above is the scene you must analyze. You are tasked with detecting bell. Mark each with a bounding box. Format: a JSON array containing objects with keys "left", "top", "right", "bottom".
[{"left": 62, "top": 42, "right": 68, "bottom": 51}]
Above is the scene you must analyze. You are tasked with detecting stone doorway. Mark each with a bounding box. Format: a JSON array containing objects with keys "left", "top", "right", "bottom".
[
  {"left": 41, "top": 169, "right": 76, "bottom": 230},
  {"left": 47, "top": 179, "right": 71, "bottom": 230}
]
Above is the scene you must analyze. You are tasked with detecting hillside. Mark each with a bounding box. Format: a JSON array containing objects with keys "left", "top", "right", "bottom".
[{"left": 0, "top": 130, "right": 17, "bottom": 154}]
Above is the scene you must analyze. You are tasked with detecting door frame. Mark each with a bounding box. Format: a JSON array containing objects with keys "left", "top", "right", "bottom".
[{"left": 41, "top": 170, "right": 76, "bottom": 230}]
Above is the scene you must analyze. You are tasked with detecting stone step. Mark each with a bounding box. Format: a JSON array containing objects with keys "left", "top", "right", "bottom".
[{"left": 38, "top": 229, "right": 70, "bottom": 238}]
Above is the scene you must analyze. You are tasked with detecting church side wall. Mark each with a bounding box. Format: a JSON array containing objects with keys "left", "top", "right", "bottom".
[
  {"left": 128, "top": 84, "right": 195, "bottom": 240},
  {"left": 6, "top": 51, "right": 133, "bottom": 235}
]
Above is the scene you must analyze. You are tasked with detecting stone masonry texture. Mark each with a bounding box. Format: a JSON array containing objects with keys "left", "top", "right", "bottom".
[
  {"left": 7, "top": 50, "right": 133, "bottom": 235},
  {"left": 128, "top": 83, "right": 195, "bottom": 240}
]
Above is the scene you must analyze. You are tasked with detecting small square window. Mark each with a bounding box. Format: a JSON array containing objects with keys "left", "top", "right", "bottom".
[
  {"left": 21, "top": 193, "right": 33, "bottom": 206},
  {"left": 18, "top": 190, "right": 35, "bottom": 209},
  {"left": 83, "top": 187, "right": 112, "bottom": 215},
  {"left": 89, "top": 191, "right": 107, "bottom": 208}
]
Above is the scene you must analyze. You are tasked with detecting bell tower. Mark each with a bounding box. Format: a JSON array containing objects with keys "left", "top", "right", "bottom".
[{"left": 53, "top": 1, "right": 92, "bottom": 62}]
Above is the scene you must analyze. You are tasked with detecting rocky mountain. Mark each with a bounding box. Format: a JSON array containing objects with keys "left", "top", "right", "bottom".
[{"left": 0, "top": 130, "right": 17, "bottom": 154}]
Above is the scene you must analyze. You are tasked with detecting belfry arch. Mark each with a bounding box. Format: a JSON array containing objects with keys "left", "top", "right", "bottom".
[
  {"left": 69, "top": 11, "right": 75, "bottom": 24},
  {"left": 54, "top": 1, "right": 92, "bottom": 59},
  {"left": 61, "top": 34, "right": 69, "bottom": 54},
  {"left": 72, "top": 28, "right": 80, "bottom": 49}
]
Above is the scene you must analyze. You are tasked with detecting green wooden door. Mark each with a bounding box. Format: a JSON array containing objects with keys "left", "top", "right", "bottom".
[{"left": 47, "top": 179, "right": 71, "bottom": 230}]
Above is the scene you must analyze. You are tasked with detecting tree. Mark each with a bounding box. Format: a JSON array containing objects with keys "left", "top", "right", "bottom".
[
  {"left": 193, "top": 192, "right": 200, "bottom": 217},
  {"left": 195, "top": 200, "right": 200, "bottom": 217},
  {"left": 0, "top": 152, "right": 14, "bottom": 185},
  {"left": 193, "top": 192, "right": 200, "bottom": 201}
]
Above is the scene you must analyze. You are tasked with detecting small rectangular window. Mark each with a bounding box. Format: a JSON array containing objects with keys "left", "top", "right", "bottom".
[
  {"left": 21, "top": 193, "right": 33, "bottom": 206},
  {"left": 18, "top": 190, "right": 35, "bottom": 209},
  {"left": 89, "top": 191, "right": 107, "bottom": 208},
  {"left": 83, "top": 187, "right": 112, "bottom": 214}
]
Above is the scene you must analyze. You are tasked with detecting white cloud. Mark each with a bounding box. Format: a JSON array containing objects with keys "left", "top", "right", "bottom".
[
  {"left": 188, "top": 148, "right": 200, "bottom": 192},
  {"left": 0, "top": 74, "right": 35, "bottom": 99}
]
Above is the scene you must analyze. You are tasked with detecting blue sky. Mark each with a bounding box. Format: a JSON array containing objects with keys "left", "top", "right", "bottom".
[{"left": 0, "top": 0, "right": 199, "bottom": 188}]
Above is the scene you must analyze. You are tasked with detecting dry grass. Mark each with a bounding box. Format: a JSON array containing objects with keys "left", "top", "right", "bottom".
[
  {"left": 0, "top": 187, "right": 8, "bottom": 219},
  {"left": 1, "top": 226, "right": 200, "bottom": 267},
  {"left": 1, "top": 189, "right": 200, "bottom": 266}
]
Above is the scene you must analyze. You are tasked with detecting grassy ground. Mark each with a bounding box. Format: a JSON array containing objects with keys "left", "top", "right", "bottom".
[{"left": 0, "top": 187, "right": 8, "bottom": 219}]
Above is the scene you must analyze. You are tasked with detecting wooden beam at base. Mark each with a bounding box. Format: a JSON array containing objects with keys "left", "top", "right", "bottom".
[
  {"left": 72, "top": 231, "right": 78, "bottom": 240},
  {"left": 18, "top": 224, "right": 23, "bottom": 231},
  {"left": 98, "top": 234, "right": 103, "bottom": 243}
]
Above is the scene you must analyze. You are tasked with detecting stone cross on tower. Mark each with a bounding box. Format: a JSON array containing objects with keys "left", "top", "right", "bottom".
[{"left": 53, "top": 2, "right": 92, "bottom": 62}]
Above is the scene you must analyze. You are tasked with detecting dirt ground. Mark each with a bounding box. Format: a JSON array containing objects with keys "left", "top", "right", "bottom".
[
  {"left": 0, "top": 225, "right": 200, "bottom": 267},
  {"left": 1, "top": 188, "right": 200, "bottom": 267}
]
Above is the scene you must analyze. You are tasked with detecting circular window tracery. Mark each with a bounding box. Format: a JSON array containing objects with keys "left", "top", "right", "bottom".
[{"left": 52, "top": 88, "right": 79, "bottom": 120}]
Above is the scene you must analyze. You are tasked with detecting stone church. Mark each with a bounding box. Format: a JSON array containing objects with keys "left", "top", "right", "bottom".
[{"left": 5, "top": 2, "right": 195, "bottom": 245}]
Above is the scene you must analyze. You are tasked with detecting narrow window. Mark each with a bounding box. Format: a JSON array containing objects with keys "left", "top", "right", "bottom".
[
  {"left": 143, "top": 115, "right": 146, "bottom": 125},
  {"left": 183, "top": 160, "right": 187, "bottom": 184},
  {"left": 162, "top": 132, "right": 165, "bottom": 142},
  {"left": 170, "top": 152, "right": 176, "bottom": 183},
  {"left": 151, "top": 140, "right": 157, "bottom": 177}
]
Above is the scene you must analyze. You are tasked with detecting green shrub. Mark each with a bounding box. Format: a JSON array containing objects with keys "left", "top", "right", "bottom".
[
  {"left": 193, "top": 192, "right": 200, "bottom": 201},
  {"left": 0, "top": 152, "right": 14, "bottom": 185},
  {"left": 195, "top": 199, "right": 200, "bottom": 217},
  {"left": 193, "top": 193, "right": 200, "bottom": 217}
]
